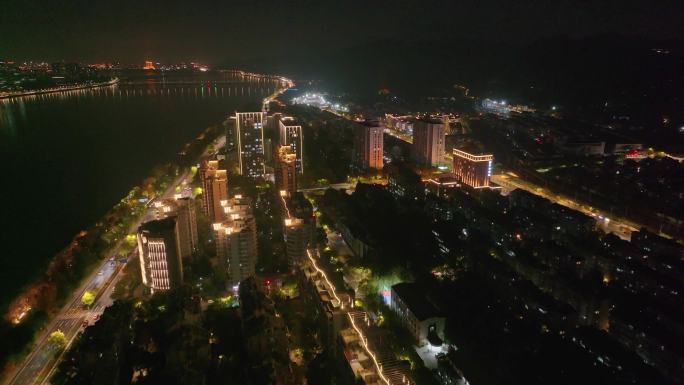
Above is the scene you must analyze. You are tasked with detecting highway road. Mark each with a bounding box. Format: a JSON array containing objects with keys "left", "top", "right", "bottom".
[
  {"left": 5, "top": 134, "right": 222, "bottom": 385},
  {"left": 7, "top": 241, "right": 130, "bottom": 385},
  {"left": 492, "top": 173, "right": 638, "bottom": 241}
]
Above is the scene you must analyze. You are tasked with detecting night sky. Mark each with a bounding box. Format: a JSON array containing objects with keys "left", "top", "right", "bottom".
[{"left": 1, "top": 0, "right": 682, "bottom": 65}]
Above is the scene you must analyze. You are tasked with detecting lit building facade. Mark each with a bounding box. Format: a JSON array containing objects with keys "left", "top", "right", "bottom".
[
  {"left": 200, "top": 160, "right": 228, "bottom": 222},
  {"left": 235, "top": 111, "right": 266, "bottom": 178},
  {"left": 213, "top": 195, "right": 258, "bottom": 286},
  {"left": 275, "top": 145, "right": 297, "bottom": 195},
  {"left": 354, "top": 120, "right": 384, "bottom": 170},
  {"left": 452, "top": 149, "right": 493, "bottom": 188},
  {"left": 278, "top": 117, "right": 304, "bottom": 173},
  {"left": 412, "top": 118, "right": 445, "bottom": 167},
  {"left": 137, "top": 217, "right": 184, "bottom": 293}
]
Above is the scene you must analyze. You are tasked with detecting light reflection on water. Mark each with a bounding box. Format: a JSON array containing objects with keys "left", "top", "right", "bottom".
[
  {"left": 0, "top": 75, "right": 278, "bottom": 307},
  {"left": 0, "top": 81, "right": 277, "bottom": 140}
]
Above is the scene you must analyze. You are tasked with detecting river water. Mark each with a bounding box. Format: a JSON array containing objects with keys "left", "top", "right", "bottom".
[{"left": 0, "top": 74, "right": 274, "bottom": 308}]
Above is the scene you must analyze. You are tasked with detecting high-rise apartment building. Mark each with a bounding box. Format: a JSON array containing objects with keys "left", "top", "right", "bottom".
[
  {"left": 353, "top": 120, "right": 384, "bottom": 170},
  {"left": 235, "top": 111, "right": 266, "bottom": 178},
  {"left": 152, "top": 197, "right": 198, "bottom": 259},
  {"left": 275, "top": 145, "right": 298, "bottom": 195},
  {"left": 284, "top": 217, "right": 309, "bottom": 262},
  {"left": 213, "top": 195, "right": 258, "bottom": 286},
  {"left": 137, "top": 217, "right": 184, "bottom": 293},
  {"left": 267, "top": 112, "right": 282, "bottom": 133},
  {"left": 263, "top": 138, "right": 273, "bottom": 164},
  {"left": 200, "top": 160, "right": 228, "bottom": 222},
  {"left": 278, "top": 117, "right": 304, "bottom": 173},
  {"left": 224, "top": 116, "right": 237, "bottom": 153},
  {"left": 412, "top": 118, "right": 445, "bottom": 167},
  {"left": 175, "top": 197, "right": 198, "bottom": 259},
  {"left": 280, "top": 192, "right": 314, "bottom": 263},
  {"left": 452, "top": 148, "right": 493, "bottom": 188}
]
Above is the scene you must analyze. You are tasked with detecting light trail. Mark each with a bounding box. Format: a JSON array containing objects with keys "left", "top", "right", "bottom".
[
  {"left": 305, "top": 249, "right": 342, "bottom": 308},
  {"left": 280, "top": 193, "right": 292, "bottom": 219},
  {"left": 347, "top": 312, "right": 394, "bottom": 385},
  {"left": 305, "top": 245, "right": 395, "bottom": 384}
]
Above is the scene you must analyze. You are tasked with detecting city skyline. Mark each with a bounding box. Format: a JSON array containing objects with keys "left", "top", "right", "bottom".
[{"left": 2, "top": 2, "right": 684, "bottom": 385}]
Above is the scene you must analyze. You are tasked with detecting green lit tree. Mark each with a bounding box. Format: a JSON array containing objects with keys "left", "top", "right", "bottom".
[
  {"left": 47, "top": 330, "right": 67, "bottom": 351},
  {"left": 81, "top": 291, "right": 96, "bottom": 307}
]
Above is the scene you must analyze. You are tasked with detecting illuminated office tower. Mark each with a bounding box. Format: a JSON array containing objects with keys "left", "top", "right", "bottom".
[
  {"left": 200, "top": 160, "right": 228, "bottom": 222},
  {"left": 412, "top": 118, "right": 445, "bottom": 167},
  {"left": 235, "top": 111, "right": 266, "bottom": 178},
  {"left": 452, "top": 149, "right": 493, "bottom": 188},
  {"left": 213, "top": 196, "right": 258, "bottom": 286},
  {"left": 278, "top": 117, "right": 304, "bottom": 173},
  {"left": 353, "top": 120, "right": 384, "bottom": 170},
  {"left": 137, "top": 217, "right": 184, "bottom": 293},
  {"left": 275, "top": 145, "right": 298, "bottom": 195}
]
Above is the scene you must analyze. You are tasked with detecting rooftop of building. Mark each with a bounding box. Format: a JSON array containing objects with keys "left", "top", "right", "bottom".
[
  {"left": 202, "top": 159, "right": 220, "bottom": 169},
  {"left": 416, "top": 117, "right": 444, "bottom": 125},
  {"left": 277, "top": 144, "right": 297, "bottom": 156},
  {"left": 392, "top": 282, "right": 443, "bottom": 321},
  {"left": 286, "top": 193, "right": 314, "bottom": 217},
  {"left": 452, "top": 142, "right": 491, "bottom": 157},
  {"left": 235, "top": 102, "right": 264, "bottom": 113},
  {"left": 360, "top": 119, "right": 382, "bottom": 127},
  {"left": 346, "top": 310, "right": 414, "bottom": 385},
  {"left": 139, "top": 216, "right": 177, "bottom": 233},
  {"left": 339, "top": 328, "right": 383, "bottom": 385},
  {"left": 279, "top": 117, "right": 301, "bottom": 127},
  {"left": 452, "top": 149, "right": 493, "bottom": 162},
  {"left": 425, "top": 173, "right": 460, "bottom": 186}
]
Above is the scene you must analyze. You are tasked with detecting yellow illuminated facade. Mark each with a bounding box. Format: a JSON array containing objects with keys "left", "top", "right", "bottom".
[{"left": 452, "top": 149, "right": 493, "bottom": 188}]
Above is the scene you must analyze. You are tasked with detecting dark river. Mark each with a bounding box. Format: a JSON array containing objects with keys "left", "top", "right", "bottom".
[{"left": 0, "top": 73, "right": 275, "bottom": 308}]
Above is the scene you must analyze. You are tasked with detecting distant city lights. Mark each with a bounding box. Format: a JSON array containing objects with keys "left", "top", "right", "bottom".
[
  {"left": 480, "top": 98, "right": 535, "bottom": 115},
  {"left": 292, "top": 93, "right": 349, "bottom": 112}
]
